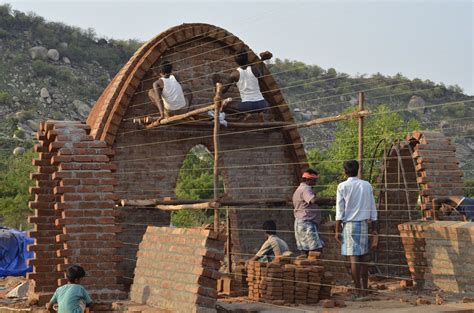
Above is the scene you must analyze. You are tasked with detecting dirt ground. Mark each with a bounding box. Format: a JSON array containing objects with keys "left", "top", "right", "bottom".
[
  {"left": 2, "top": 277, "right": 474, "bottom": 312},
  {"left": 217, "top": 278, "right": 474, "bottom": 313}
]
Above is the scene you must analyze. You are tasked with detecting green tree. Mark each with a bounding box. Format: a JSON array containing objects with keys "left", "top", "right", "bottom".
[
  {"left": 308, "top": 105, "right": 420, "bottom": 199},
  {"left": 173, "top": 145, "right": 224, "bottom": 227},
  {"left": 0, "top": 149, "right": 35, "bottom": 229}
]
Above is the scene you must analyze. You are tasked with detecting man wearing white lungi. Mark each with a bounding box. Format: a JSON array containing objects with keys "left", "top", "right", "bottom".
[{"left": 335, "top": 160, "right": 377, "bottom": 297}]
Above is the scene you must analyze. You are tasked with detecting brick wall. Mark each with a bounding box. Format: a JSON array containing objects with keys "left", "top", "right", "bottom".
[
  {"left": 375, "top": 131, "right": 463, "bottom": 278},
  {"left": 399, "top": 221, "right": 474, "bottom": 293},
  {"left": 28, "top": 121, "right": 125, "bottom": 306},
  {"left": 111, "top": 35, "right": 302, "bottom": 266},
  {"left": 129, "top": 226, "right": 225, "bottom": 312},
  {"left": 115, "top": 206, "right": 170, "bottom": 290}
]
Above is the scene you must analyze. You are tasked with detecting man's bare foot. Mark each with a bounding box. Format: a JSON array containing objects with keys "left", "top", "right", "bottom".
[{"left": 258, "top": 112, "right": 265, "bottom": 123}]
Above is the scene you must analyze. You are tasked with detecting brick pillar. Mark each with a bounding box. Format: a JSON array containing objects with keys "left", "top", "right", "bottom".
[
  {"left": 28, "top": 121, "right": 126, "bottom": 307},
  {"left": 27, "top": 121, "right": 64, "bottom": 304}
]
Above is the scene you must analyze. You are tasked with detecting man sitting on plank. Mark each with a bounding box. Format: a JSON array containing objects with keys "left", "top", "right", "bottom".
[
  {"left": 214, "top": 49, "right": 272, "bottom": 121},
  {"left": 148, "top": 61, "right": 193, "bottom": 121}
]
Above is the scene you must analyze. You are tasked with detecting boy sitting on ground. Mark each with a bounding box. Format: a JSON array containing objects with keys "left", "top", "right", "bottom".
[
  {"left": 249, "top": 220, "right": 292, "bottom": 262},
  {"left": 46, "top": 265, "right": 93, "bottom": 313},
  {"left": 148, "top": 61, "right": 193, "bottom": 121}
]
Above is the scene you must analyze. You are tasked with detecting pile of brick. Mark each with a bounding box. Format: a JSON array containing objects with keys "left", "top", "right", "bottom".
[
  {"left": 129, "top": 226, "right": 225, "bottom": 312},
  {"left": 246, "top": 252, "right": 324, "bottom": 305}
]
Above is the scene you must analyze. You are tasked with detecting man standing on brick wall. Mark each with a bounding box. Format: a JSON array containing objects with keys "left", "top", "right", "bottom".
[
  {"left": 432, "top": 196, "right": 474, "bottom": 221},
  {"left": 216, "top": 49, "right": 272, "bottom": 121},
  {"left": 148, "top": 61, "right": 193, "bottom": 121},
  {"left": 292, "top": 169, "right": 324, "bottom": 257},
  {"left": 335, "top": 160, "right": 377, "bottom": 298}
]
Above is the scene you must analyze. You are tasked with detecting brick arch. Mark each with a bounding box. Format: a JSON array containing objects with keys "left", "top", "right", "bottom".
[
  {"left": 86, "top": 23, "right": 306, "bottom": 171},
  {"left": 89, "top": 24, "right": 306, "bottom": 286},
  {"left": 376, "top": 131, "right": 464, "bottom": 277}
]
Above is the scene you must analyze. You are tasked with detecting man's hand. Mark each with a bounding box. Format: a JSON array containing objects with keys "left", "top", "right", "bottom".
[
  {"left": 259, "top": 51, "right": 273, "bottom": 61},
  {"left": 334, "top": 232, "right": 342, "bottom": 245}
]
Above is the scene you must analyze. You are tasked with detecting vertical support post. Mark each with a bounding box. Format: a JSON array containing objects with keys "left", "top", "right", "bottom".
[
  {"left": 358, "top": 92, "right": 365, "bottom": 178},
  {"left": 213, "top": 83, "right": 223, "bottom": 231},
  {"left": 226, "top": 209, "right": 232, "bottom": 273}
]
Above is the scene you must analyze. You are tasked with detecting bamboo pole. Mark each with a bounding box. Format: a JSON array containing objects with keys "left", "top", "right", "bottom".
[
  {"left": 143, "top": 104, "right": 217, "bottom": 128},
  {"left": 121, "top": 198, "right": 264, "bottom": 207},
  {"left": 284, "top": 110, "right": 371, "bottom": 130},
  {"left": 155, "top": 202, "right": 214, "bottom": 211},
  {"left": 213, "top": 83, "right": 223, "bottom": 231},
  {"left": 358, "top": 92, "right": 365, "bottom": 178}
]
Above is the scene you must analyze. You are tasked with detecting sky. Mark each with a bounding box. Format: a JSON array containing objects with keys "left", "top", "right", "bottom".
[{"left": 3, "top": 0, "right": 473, "bottom": 95}]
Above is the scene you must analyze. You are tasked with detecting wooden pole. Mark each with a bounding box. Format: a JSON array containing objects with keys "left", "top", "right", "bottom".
[
  {"left": 226, "top": 208, "right": 232, "bottom": 273},
  {"left": 358, "top": 92, "right": 365, "bottom": 178},
  {"left": 155, "top": 202, "right": 214, "bottom": 211},
  {"left": 142, "top": 103, "right": 217, "bottom": 128},
  {"left": 213, "top": 83, "right": 223, "bottom": 231},
  {"left": 284, "top": 110, "right": 371, "bottom": 130}
]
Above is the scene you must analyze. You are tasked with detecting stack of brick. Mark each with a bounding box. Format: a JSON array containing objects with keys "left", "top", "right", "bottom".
[
  {"left": 28, "top": 121, "right": 125, "bottom": 306},
  {"left": 399, "top": 221, "right": 474, "bottom": 293},
  {"left": 282, "top": 264, "right": 295, "bottom": 303},
  {"left": 246, "top": 254, "right": 324, "bottom": 305},
  {"left": 265, "top": 263, "right": 283, "bottom": 302},
  {"left": 294, "top": 266, "right": 309, "bottom": 304},
  {"left": 129, "top": 226, "right": 225, "bottom": 312}
]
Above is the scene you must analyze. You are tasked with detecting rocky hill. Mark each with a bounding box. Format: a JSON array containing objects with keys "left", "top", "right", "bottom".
[{"left": 0, "top": 4, "right": 472, "bottom": 176}]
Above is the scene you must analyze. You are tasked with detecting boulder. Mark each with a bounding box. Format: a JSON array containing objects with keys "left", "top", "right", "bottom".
[
  {"left": 47, "top": 49, "right": 60, "bottom": 61},
  {"left": 13, "top": 147, "right": 25, "bottom": 156},
  {"left": 73, "top": 99, "right": 91, "bottom": 117},
  {"left": 408, "top": 95, "right": 426, "bottom": 113},
  {"left": 62, "top": 57, "right": 71, "bottom": 64},
  {"left": 40, "top": 88, "right": 50, "bottom": 99},
  {"left": 29, "top": 46, "right": 48, "bottom": 60},
  {"left": 58, "top": 42, "right": 68, "bottom": 49}
]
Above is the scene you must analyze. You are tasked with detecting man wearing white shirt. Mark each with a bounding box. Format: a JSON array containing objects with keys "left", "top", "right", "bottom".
[{"left": 335, "top": 160, "right": 377, "bottom": 297}]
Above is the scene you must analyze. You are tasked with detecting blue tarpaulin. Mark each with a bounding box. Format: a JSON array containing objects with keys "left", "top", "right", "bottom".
[{"left": 0, "top": 227, "right": 33, "bottom": 277}]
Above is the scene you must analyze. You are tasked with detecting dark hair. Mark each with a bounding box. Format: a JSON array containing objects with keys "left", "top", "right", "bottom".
[
  {"left": 66, "top": 265, "right": 86, "bottom": 283},
  {"left": 262, "top": 220, "right": 277, "bottom": 235},
  {"left": 160, "top": 61, "right": 172, "bottom": 74},
  {"left": 343, "top": 160, "right": 359, "bottom": 177},
  {"left": 234, "top": 49, "right": 249, "bottom": 66},
  {"left": 302, "top": 168, "right": 318, "bottom": 183}
]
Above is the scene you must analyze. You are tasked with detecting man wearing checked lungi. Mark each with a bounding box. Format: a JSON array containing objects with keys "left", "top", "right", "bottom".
[
  {"left": 292, "top": 169, "right": 325, "bottom": 257},
  {"left": 335, "top": 160, "right": 378, "bottom": 298}
]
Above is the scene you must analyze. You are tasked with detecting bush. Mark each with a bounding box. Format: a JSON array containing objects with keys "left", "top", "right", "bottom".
[
  {"left": 13, "top": 129, "right": 25, "bottom": 139},
  {"left": 16, "top": 110, "right": 34, "bottom": 123},
  {"left": 12, "top": 53, "right": 29, "bottom": 66},
  {"left": 0, "top": 91, "right": 11, "bottom": 104},
  {"left": 51, "top": 111, "right": 64, "bottom": 120},
  {"left": 32, "top": 60, "right": 56, "bottom": 77},
  {"left": 0, "top": 27, "right": 9, "bottom": 38}
]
